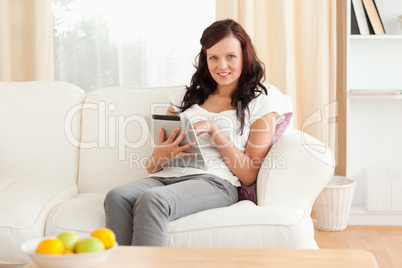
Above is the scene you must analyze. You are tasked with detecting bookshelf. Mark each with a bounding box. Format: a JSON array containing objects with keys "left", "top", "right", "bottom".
[{"left": 346, "top": 0, "right": 402, "bottom": 225}]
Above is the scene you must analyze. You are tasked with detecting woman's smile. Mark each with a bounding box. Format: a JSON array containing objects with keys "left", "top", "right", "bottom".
[{"left": 206, "top": 36, "right": 243, "bottom": 93}]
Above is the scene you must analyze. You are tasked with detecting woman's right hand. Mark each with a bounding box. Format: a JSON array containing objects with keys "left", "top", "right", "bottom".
[{"left": 145, "top": 127, "right": 197, "bottom": 174}]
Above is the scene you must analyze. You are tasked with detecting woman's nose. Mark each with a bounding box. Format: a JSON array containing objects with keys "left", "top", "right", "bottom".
[{"left": 218, "top": 59, "right": 228, "bottom": 69}]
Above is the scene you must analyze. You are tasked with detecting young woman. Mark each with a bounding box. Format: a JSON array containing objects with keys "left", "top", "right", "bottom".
[{"left": 104, "top": 19, "right": 284, "bottom": 246}]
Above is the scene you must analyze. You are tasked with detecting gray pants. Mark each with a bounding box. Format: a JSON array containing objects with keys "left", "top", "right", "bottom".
[{"left": 104, "top": 174, "right": 238, "bottom": 246}]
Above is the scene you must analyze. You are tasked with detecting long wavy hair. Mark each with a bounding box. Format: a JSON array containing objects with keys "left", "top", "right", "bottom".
[{"left": 178, "top": 19, "right": 267, "bottom": 134}]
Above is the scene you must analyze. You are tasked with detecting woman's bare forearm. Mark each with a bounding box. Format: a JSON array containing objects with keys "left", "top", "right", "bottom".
[{"left": 211, "top": 128, "right": 261, "bottom": 186}]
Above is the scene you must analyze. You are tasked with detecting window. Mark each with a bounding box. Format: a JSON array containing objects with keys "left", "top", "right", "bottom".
[{"left": 53, "top": 0, "right": 215, "bottom": 92}]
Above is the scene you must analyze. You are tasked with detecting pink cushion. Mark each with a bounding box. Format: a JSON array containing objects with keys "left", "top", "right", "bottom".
[{"left": 238, "top": 112, "right": 293, "bottom": 204}]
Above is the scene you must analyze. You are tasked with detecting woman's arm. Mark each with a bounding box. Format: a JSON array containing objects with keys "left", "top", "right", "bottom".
[{"left": 193, "top": 112, "right": 276, "bottom": 186}]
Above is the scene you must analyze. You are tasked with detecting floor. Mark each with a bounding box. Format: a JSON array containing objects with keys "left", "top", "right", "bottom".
[{"left": 314, "top": 226, "right": 402, "bottom": 268}]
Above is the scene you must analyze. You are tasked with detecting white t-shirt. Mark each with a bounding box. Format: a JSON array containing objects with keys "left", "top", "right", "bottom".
[{"left": 148, "top": 84, "right": 286, "bottom": 187}]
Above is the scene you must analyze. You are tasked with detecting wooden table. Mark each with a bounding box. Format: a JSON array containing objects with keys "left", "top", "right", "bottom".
[{"left": 25, "top": 246, "right": 380, "bottom": 268}]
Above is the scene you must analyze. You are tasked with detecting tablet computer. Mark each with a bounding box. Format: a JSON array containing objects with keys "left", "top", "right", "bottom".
[{"left": 145, "top": 114, "right": 207, "bottom": 170}]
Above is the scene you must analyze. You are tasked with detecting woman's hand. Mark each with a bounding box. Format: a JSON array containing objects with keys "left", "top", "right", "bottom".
[
  {"left": 192, "top": 120, "right": 218, "bottom": 136},
  {"left": 192, "top": 113, "right": 276, "bottom": 186},
  {"left": 146, "top": 127, "right": 196, "bottom": 174}
]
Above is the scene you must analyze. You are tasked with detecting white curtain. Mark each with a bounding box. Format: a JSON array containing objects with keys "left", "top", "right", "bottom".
[
  {"left": 216, "top": 0, "right": 346, "bottom": 174},
  {"left": 53, "top": 0, "right": 216, "bottom": 92}
]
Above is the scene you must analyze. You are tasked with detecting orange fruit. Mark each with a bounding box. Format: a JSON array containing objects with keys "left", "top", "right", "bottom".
[
  {"left": 90, "top": 228, "right": 116, "bottom": 249},
  {"left": 35, "top": 238, "right": 65, "bottom": 255},
  {"left": 63, "top": 249, "right": 74, "bottom": 254}
]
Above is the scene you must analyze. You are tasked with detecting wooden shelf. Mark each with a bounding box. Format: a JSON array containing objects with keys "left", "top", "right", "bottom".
[
  {"left": 349, "top": 206, "right": 402, "bottom": 225},
  {"left": 350, "top": 34, "right": 402, "bottom": 40},
  {"left": 349, "top": 95, "right": 402, "bottom": 100},
  {"left": 349, "top": 90, "right": 402, "bottom": 99}
]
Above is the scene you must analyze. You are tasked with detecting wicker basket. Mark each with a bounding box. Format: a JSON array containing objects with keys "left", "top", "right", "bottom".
[
  {"left": 313, "top": 176, "right": 356, "bottom": 231},
  {"left": 366, "top": 167, "right": 402, "bottom": 211}
]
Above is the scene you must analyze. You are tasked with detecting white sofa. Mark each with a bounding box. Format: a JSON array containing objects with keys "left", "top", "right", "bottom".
[{"left": 0, "top": 81, "right": 334, "bottom": 267}]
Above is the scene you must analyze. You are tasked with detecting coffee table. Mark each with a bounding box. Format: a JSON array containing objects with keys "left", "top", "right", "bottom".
[{"left": 25, "top": 246, "right": 380, "bottom": 268}]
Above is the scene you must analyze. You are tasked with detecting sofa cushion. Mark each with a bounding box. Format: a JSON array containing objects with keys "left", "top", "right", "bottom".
[
  {"left": 46, "top": 193, "right": 107, "bottom": 237},
  {"left": 78, "top": 86, "right": 184, "bottom": 193},
  {"left": 45, "top": 195, "right": 316, "bottom": 249},
  {"left": 0, "top": 178, "right": 77, "bottom": 228},
  {"left": 0, "top": 81, "right": 85, "bottom": 184},
  {"left": 167, "top": 201, "right": 317, "bottom": 249},
  {"left": 0, "top": 178, "right": 78, "bottom": 265}
]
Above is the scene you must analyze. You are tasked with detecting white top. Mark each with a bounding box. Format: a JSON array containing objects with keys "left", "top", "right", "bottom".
[{"left": 149, "top": 84, "right": 286, "bottom": 187}]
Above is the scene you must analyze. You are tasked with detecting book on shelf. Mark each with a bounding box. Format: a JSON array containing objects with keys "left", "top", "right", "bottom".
[
  {"left": 350, "top": 90, "right": 402, "bottom": 96},
  {"left": 361, "top": 0, "right": 385, "bottom": 35},
  {"left": 351, "top": 0, "right": 370, "bottom": 35},
  {"left": 351, "top": 1, "right": 360, "bottom": 34}
]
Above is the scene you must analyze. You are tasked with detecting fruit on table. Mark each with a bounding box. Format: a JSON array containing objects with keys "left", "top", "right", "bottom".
[
  {"left": 63, "top": 249, "right": 75, "bottom": 254},
  {"left": 57, "top": 231, "right": 80, "bottom": 251},
  {"left": 34, "top": 228, "right": 116, "bottom": 254},
  {"left": 35, "top": 238, "right": 64, "bottom": 255},
  {"left": 75, "top": 237, "right": 105, "bottom": 253},
  {"left": 91, "top": 228, "right": 116, "bottom": 249}
]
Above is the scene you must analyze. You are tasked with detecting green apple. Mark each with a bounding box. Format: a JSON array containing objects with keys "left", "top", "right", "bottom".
[
  {"left": 75, "top": 237, "right": 105, "bottom": 253},
  {"left": 57, "top": 231, "right": 80, "bottom": 251}
]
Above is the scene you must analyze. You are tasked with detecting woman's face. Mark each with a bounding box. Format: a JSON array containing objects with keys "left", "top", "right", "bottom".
[{"left": 206, "top": 35, "right": 243, "bottom": 92}]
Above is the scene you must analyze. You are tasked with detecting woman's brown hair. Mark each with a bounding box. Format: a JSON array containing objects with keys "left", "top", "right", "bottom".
[{"left": 178, "top": 19, "right": 267, "bottom": 134}]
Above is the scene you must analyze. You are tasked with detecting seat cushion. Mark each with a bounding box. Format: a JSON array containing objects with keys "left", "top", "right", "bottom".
[
  {"left": 0, "top": 178, "right": 78, "bottom": 266},
  {"left": 167, "top": 201, "right": 318, "bottom": 249},
  {"left": 46, "top": 193, "right": 107, "bottom": 237},
  {"left": 45, "top": 194, "right": 317, "bottom": 249}
]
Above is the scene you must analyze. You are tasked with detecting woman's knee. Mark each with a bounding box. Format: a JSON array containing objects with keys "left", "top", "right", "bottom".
[
  {"left": 135, "top": 188, "right": 167, "bottom": 211},
  {"left": 104, "top": 186, "right": 128, "bottom": 209}
]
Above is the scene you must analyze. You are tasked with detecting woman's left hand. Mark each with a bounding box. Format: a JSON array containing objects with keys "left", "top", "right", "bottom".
[{"left": 192, "top": 120, "right": 217, "bottom": 136}]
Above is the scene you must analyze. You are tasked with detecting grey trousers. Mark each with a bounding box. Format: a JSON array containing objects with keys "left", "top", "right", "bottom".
[{"left": 104, "top": 174, "right": 238, "bottom": 246}]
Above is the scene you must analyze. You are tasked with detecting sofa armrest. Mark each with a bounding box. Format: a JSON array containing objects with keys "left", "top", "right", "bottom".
[{"left": 256, "top": 129, "right": 335, "bottom": 210}]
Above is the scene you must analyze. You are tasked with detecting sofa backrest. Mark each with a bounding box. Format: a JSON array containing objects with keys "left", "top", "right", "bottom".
[
  {"left": 0, "top": 81, "right": 85, "bottom": 183},
  {"left": 77, "top": 86, "right": 184, "bottom": 193},
  {"left": 77, "top": 85, "right": 294, "bottom": 193}
]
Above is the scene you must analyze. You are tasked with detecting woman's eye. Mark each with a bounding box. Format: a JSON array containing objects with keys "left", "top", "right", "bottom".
[
  {"left": 228, "top": 55, "right": 235, "bottom": 59},
  {"left": 210, "top": 56, "right": 217, "bottom": 60}
]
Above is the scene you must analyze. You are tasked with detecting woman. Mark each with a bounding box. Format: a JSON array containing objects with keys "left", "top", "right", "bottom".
[{"left": 104, "top": 19, "right": 284, "bottom": 246}]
